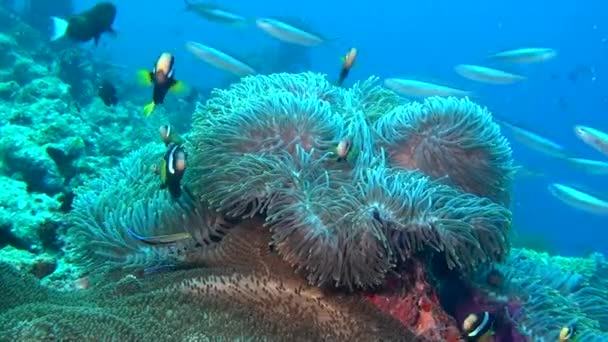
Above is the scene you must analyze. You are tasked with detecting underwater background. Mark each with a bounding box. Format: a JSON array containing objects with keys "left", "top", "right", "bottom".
[
  {"left": 0, "top": 0, "right": 607, "bottom": 341},
  {"left": 76, "top": 0, "right": 607, "bottom": 256}
]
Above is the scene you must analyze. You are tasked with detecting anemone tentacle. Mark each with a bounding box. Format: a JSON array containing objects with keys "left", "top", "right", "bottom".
[
  {"left": 264, "top": 147, "right": 392, "bottom": 290},
  {"left": 191, "top": 85, "right": 346, "bottom": 217}
]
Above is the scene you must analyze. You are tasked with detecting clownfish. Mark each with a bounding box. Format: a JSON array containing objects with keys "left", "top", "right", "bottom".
[
  {"left": 462, "top": 311, "right": 496, "bottom": 342},
  {"left": 137, "top": 52, "right": 187, "bottom": 117},
  {"left": 333, "top": 138, "right": 358, "bottom": 163},
  {"left": 559, "top": 325, "right": 577, "bottom": 342},
  {"left": 159, "top": 124, "right": 184, "bottom": 146},
  {"left": 159, "top": 143, "right": 187, "bottom": 199},
  {"left": 337, "top": 47, "right": 357, "bottom": 86}
]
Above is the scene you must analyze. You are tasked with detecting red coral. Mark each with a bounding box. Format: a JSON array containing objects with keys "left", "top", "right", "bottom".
[{"left": 365, "top": 259, "right": 462, "bottom": 341}]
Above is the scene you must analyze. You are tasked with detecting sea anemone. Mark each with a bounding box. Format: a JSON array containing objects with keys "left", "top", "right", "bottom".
[
  {"left": 341, "top": 76, "right": 405, "bottom": 122},
  {"left": 67, "top": 143, "right": 233, "bottom": 272},
  {"left": 354, "top": 166, "right": 511, "bottom": 272},
  {"left": 190, "top": 85, "right": 345, "bottom": 217},
  {"left": 374, "top": 96, "right": 514, "bottom": 205},
  {"left": 493, "top": 249, "right": 608, "bottom": 341},
  {"left": 202, "top": 72, "right": 341, "bottom": 120},
  {"left": 264, "top": 146, "right": 393, "bottom": 290}
]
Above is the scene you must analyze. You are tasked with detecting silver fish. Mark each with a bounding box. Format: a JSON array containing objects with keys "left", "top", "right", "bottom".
[
  {"left": 565, "top": 157, "right": 608, "bottom": 175},
  {"left": 384, "top": 78, "right": 471, "bottom": 98},
  {"left": 574, "top": 125, "right": 608, "bottom": 158},
  {"left": 488, "top": 47, "right": 558, "bottom": 64},
  {"left": 454, "top": 64, "right": 526, "bottom": 84},
  {"left": 186, "top": 41, "right": 256, "bottom": 77},
  {"left": 184, "top": 0, "right": 247, "bottom": 25},
  {"left": 495, "top": 117, "right": 568, "bottom": 158},
  {"left": 548, "top": 183, "right": 608, "bottom": 216},
  {"left": 255, "top": 18, "right": 330, "bottom": 46}
]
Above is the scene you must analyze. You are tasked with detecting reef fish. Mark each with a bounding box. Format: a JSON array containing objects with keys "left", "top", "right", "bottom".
[
  {"left": 573, "top": 125, "right": 608, "bottom": 158},
  {"left": 494, "top": 116, "right": 569, "bottom": 158},
  {"left": 127, "top": 228, "right": 192, "bottom": 245},
  {"left": 98, "top": 80, "right": 118, "bottom": 106},
  {"left": 159, "top": 124, "right": 184, "bottom": 146},
  {"left": 559, "top": 325, "right": 577, "bottom": 342},
  {"left": 185, "top": 41, "right": 256, "bottom": 77},
  {"left": 487, "top": 47, "right": 558, "bottom": 64},
  {"left": 50, "top": 2, "right": 117, "bottom": 46},
  {"left": 548, "top": 183, "right": 608, "bottom": 215},
  {"left": 184, "top": 0, "right": 247, "bottom": 25},
  {"left": 159, "top": 143, "right": 187, "bottom": 199},
  {"left": 454, "top": 64, "right": 526, "bottom": 84},
  {"left": 383, "top": 78, "right": 471, "bottom": 98},
  {"left": 333, "top": 138, "right": 358, "bottom": 163},
  {"left": 462, "top": 311, "right": 496, "bottom": 342},
  {"left": 137, "top": 52, "right": 187, "bottom": 116},
  {"left": 337, "top": 48, "right": 357, "bottom": 86},
  {"left": 255, "top": 18, "right": 331, "bottom": 47}
]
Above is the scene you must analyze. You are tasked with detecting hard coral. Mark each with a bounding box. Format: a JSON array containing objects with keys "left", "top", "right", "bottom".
[{"left": 375, "top": 97, "right": 515, "bottom": 205}]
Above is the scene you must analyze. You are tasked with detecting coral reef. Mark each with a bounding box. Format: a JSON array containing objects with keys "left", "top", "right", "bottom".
[
  {"left": 0, "top": 3, "right": 176, "bottom": 289},
  {"left": 62, "top": 71, "right": 514, "bottom": 340},
  {"left": 478, "top": 249, "right": 608, "bottom": 341}
]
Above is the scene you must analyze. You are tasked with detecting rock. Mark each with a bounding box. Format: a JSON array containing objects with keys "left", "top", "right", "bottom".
[
  {"left": 12, "top": 55, "right": 49, "bottom": 85},
  {"left": 0, "top": 80, "right": 18, "bottom": 100},
  {"left": 14, "top": 76, "right": 70, "bottom": 103}
]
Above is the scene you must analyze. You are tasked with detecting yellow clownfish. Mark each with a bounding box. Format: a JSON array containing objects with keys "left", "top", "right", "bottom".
[
  {"left": 136, "top": 52, "right": 187, "bottom": 117},
  {"left": 559, "top": 325, "right": 577, "bottom": 342},
  {"left": 462, "top": 311, "right": 496, "bottom": 342},
  {"left": 337, "top": 47, "right": 357, "bottom": 86}
]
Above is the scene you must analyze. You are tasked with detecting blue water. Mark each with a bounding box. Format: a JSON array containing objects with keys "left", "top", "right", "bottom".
[{"left": 73, "top": 0, "right": 606, "bottom": 256}]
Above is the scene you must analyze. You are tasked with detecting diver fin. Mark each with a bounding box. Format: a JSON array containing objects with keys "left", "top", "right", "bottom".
[
  {"left": 127, "top": 228, "right": 192, "bottom": 245},
  {"left": 143, "top": 102, "right": 156, "bottom": 117},
  {"left": 169, "top": 80, "right": 188, "bottom": 94},
  {"left": 50, "top": 16, "right": 69, "bottom": 41},
  {"left": 136, "top": 70, "right": 154, "bottom": 86}
]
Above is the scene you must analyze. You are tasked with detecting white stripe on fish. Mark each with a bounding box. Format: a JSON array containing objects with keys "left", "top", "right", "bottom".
[{"left": 454, "top": 64, "right": 526, "bottom": 84}]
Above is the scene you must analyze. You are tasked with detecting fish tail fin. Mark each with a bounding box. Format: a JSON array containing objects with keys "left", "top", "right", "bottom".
[
  {"left": 136, "top": 69, "right": 154, "bottom": 86},
  {"left": 143, "top": 102, "right": 156, "bottom": 117},
  {"left": 50, "top": 16, "right": 69, "bottom": 41},
  {"left": 169, "top": 80, "right": 188, "bottom": 94}
]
